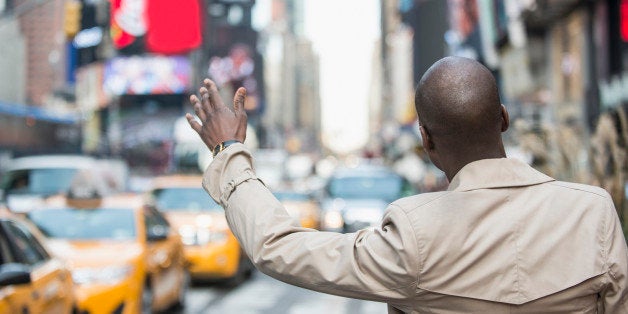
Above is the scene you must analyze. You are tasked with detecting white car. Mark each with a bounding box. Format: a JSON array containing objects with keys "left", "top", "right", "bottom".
[{"left": 1, "top": 155, "right": 128, "bottom": 213}]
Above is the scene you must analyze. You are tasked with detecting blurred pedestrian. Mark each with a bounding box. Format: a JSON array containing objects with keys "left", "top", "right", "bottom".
[{"left": 186, "top": 56, "right": 627, "bottom": 313}]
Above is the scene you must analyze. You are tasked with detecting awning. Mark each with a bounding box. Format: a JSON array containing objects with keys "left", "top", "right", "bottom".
[{"left": 0, "top": 101, "right": 80, "bottom": 124}]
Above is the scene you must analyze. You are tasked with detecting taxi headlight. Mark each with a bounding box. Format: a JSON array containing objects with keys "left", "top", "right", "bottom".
[
  {"left": 179, "top": 225, "right": 196, "bottom": 246},
  {"left": 323, "top": 211, "right": 344, "bottom": 229},
  {"left": 72, "top": 265, "right": 134, "bottom": 285}
]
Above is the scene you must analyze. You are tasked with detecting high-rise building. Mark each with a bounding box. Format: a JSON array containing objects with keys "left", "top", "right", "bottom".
[{"left": 259, "top": 0, "right": 321, "bottom": 153}]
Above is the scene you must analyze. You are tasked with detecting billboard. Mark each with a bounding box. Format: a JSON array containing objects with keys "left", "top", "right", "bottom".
[
  {"left": 110, "top": 0, "right": 147, "bottom": 50},
  {"left": 110, "top": 0, "right": 201, "bottom": 54},
  {"left": 145, "top": 0, "right": 202, "bottom": 54},
  {"left": 103, "top": 55, "right": 191, "bottom": 96},
  {"left": 206, "top": 38, "right": 265, "bottom": 116}
]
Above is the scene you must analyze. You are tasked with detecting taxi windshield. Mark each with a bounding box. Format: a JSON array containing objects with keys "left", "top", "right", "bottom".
[
  {"left": 152, "top": 188, "right": 222, "bottom": 212},
  {"left": 27, "top": 208, "right": 136, "bottom": 240}
]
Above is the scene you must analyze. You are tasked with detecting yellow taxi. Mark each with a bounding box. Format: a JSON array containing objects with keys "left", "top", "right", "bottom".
[
  {"left": 273, "top": 190, "right": 321, "bottom": 229},
  {"left": 148, "top": 175, "right": 253, "bottom": 285},
  {"left": 0, "top": 212, "right": 75, "bottom": 314},
  {"left": 25, "top": 193, "right": 189, "bottom": 314}
]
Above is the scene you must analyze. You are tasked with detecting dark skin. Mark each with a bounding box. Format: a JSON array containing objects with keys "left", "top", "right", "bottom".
[
  {"left": 186, "top": 79, "right": 248, "bottom": 150},
  {"left": 415, "top": 56, "right": 510, "bottom": 181},
  {"left": 188, "top": 57, "right": 509, "bottom": 183}
]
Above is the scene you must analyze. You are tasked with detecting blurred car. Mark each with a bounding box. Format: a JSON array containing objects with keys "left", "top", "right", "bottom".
[
  {"left": 25, "top": 192, "right": 188, "bottom": 314},
  {"left": 273, "top": 191, "right": 320, "bottom": 229},
  {"left": 320, "top": 164, "right": 417, "bottom": 233},
  {"left": 148, "top": 175, "right": 253, "bottom": 285},
  {"left": 0, "top": 155, "right": 128, "bottom": 213},
  {"left": 0, "top": 213, "right": 75, "bottom": 314}
]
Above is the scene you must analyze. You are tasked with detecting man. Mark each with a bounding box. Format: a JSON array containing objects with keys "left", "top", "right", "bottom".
[{"left": 186, "top": 56, "right": 628, "bottom": 313}]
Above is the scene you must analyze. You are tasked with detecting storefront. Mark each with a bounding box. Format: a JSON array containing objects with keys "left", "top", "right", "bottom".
[{"left": 0, "top": 102, "right": 81, "bottom": 157}]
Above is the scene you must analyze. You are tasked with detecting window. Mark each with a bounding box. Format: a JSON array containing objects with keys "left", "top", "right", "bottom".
[
  {"left": 2, "top": 221, "right": 49, "bottom": 266},
  {"left": 0, "top": 225, "right": 15, "bottom": 264},
  {"left": 4, "top": 168, "right": 78, "bottom": 196}
]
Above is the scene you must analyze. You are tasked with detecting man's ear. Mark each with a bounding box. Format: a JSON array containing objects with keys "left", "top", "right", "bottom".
[
  {"left": 500, "top": 104, "right": 510, "bottom": 132},
  {"left": 419, "top": 125, "right": 434, "bottom": 150}
]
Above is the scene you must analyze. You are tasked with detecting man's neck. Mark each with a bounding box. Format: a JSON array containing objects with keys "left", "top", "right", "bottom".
[{"left": 443, "top": 148, "right": 507, "bottom": 182}]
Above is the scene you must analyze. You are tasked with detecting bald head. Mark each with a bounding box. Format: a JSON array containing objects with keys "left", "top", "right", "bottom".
[
  {"left": 415, "top": 56, "right": 503, "bottom": 146},
  {"left": 414, "top": 56, "right": 508, "bottom": 178}
]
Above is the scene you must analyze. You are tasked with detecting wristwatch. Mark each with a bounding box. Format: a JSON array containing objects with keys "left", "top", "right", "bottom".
[{"left": 212, "top": 140, "right": 240, "bottom": 157}]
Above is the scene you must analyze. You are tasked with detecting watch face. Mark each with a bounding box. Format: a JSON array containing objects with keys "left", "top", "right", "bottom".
[
  {"left": 212, "top": 144, "right": 222, "bottom": 157},
  {"left": 213, "top": 140, "right": 238, "bottom": 157}
]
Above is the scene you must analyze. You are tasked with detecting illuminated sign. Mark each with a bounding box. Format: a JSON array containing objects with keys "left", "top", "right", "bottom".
[
  {"left": 103, "top": 56, "right": 191, "bottom": 95},
  {"left": 145, "top": 0, "right": 201, "bottom": 54},
  {"left": 208, "top": 44, "right": 260, "bottom": 111}
]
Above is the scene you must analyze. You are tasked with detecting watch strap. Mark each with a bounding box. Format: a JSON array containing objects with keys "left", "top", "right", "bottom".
[{"left": 212, "top": 140, "right": 240, "bottom": 157}]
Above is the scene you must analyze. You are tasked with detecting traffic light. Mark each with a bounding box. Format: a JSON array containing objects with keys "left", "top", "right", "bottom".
[{"left": 64, "top": 0, "right": 82, "bottom": 38}]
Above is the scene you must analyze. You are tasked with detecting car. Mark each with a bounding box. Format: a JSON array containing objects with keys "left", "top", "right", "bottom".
[
  {"left": 273, "top": 190, "right": 320, "bottom": 229},
  {"left": 25, "top": 191, "right": 188, "bottom": 314},
  {"left": 0, "top": 213, "right": 75, "bottom": 314},
  {"left": 319, "top": 164, "right": 417, "bottom": 233},
  {"left": 148, "top": 175, "right": 253, "bottom": 285},
  {"left": 0, "top": 155, "right": 128, "bottom": 213}
]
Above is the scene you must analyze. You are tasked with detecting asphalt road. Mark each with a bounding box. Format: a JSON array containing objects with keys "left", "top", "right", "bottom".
[{"left": 178, "top": 270, "right": 388, "bottom": 314}]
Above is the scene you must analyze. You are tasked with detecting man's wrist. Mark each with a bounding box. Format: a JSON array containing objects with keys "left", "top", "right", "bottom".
[{"left": 212, "top": 140, "right": 241, "bottom": 157}]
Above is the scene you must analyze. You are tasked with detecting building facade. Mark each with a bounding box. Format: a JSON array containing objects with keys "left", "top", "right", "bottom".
[
  {"left": 459, "top": 0, "right": 628, "bottom": 233},
  {"left": 259, "top": 0, "right": 321, "bottom": 153}
]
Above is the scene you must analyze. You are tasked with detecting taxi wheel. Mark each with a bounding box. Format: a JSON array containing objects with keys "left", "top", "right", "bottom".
[{"left": 141, "top": 283, "right": 153, "bottom": 314}]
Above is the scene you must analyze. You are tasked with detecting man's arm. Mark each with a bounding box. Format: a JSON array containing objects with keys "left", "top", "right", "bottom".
[
  {"left": 205, "top": 143, "right": 419, "bottom": 302},
  {"left": 186, "top": 79, "right": 420, "bottom": 303}
]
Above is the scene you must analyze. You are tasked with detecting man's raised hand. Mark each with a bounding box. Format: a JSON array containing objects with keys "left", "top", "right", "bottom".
[{"left": 186, "top": 79, "right": 247, "bottom": 151}]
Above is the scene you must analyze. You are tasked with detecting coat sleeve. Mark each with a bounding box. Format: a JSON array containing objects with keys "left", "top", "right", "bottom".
[
  {"left": 203, "top": 144, "right": 420, "bottom": 303},
  {"left": 599, "top": 196, "right": 628, "bottom": 313}
]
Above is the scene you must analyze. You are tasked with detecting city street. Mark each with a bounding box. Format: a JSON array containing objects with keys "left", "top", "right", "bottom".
[
  {"left": 2, "top": 0, "right": 628, "bottom": 313},
  {"left": 181, "top": 271, "right": 387, "bottom": 314}
]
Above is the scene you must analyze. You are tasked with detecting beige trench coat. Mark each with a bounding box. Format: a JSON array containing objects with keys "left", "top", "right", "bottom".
[{"left": 203, "top": 143, "right": 628, "bottom": 313}]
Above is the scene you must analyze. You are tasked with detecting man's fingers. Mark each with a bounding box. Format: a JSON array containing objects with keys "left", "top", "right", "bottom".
[
  {"left": 204, "top": 79, "right": 225, "bottom": 109},
  {"left": 199, "top": 86, "right": 214, "bottom": 114},
  {"left": 185, "top": 113, "right": 202, "bottom": 133},
  {"left": 190, "top": 95, "right": 207, "bottom": 121},
  {"left": 233, "top": 87, "right": 247, "bottom": 112}
]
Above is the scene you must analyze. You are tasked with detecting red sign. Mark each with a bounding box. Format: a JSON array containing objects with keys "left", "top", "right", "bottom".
[{"left": 145, "top": 0, "right": 202, "bottom": 54}]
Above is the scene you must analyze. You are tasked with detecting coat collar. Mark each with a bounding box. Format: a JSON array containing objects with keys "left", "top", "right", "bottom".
[{"left": 446, "top": 158, "right": 555, "bottom": 192}]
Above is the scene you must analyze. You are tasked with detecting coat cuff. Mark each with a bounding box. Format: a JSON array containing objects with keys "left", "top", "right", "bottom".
[{"left": 202, "top": 143, "right": 263, "bottom": 206}]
